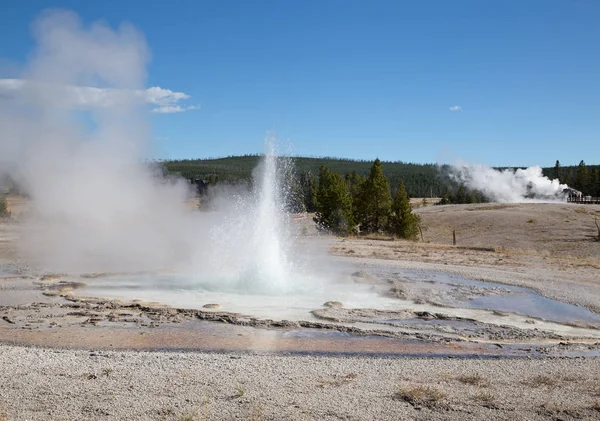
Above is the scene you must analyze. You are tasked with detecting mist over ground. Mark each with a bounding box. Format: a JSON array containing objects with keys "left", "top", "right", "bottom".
[{"left": 0, "top": 10, "right": 320, "bottom": 289}]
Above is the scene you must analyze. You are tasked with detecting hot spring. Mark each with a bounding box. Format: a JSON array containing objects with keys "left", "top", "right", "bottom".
[
  {"left": 75, "top": 141, "right": 600, "bottom": 340},
  {"left": 77, "top": 138, "right": 399, "bottom": 320}
]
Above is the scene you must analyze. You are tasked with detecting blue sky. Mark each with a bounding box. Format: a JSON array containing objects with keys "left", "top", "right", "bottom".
[{"left": 0, "top": 0, "right": 598, "bottom": 167}]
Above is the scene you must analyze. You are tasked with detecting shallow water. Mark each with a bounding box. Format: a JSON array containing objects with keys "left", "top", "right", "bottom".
[
  {"left": 77, "top": 267, "right": 600, "bottom": 335},
  {"left": 392, "top": 269, "right": 600, "bottom": 324},
  {"left": 78, "top": 272, "right": 399, "bottom": 321}
]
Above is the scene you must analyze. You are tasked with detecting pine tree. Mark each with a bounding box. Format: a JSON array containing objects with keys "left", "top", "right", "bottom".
[
  {"left": 0, "top": 195, "right": 8, "bottom": 217},
  {"left": 345, "top": 170, "right": 366, "bottom": 222},
  {"left": 590, "top": 167, "right": 600, "bottom": 196},
  {"left": 345, "top": 170, "right": 365, "bottom": 201},
  {"left": 576, "top": 160, "right": 590, "bottom": 194},
  {"left": 565, "top": 168, "right": 575, "bottom": 188},
  {"left": 388, "top": 181, "right": 420, "bottom": 240},
  {"left": 356, "top": 159, "right": 392, "bottom": 234},
  {"left": 314, "top": 166, "right": 355, "bottom": 235},
  {"left": 554, "top": 160, "right": 562, "bottom": 183},
  {"left": 454, "top": 185, "right": 467, "bottom": 204},
  {"left": 299, "top": 171, "right": 317, "bottom": 212}
]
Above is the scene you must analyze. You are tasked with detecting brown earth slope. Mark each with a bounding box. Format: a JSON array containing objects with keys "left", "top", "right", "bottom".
[{"left": 415, "top": 203, "right": 600, "bottom": 260}]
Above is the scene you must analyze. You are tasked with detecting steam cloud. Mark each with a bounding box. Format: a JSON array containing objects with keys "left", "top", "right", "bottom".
[
  {"left": 0, "top": 10, "right": 321, "bottom": 296},
  {"left": 0, "top": 10, "right": 204, "bottom": 272},
  {"left": 449, "top": 164, "right": 570, "bottom": 203}
]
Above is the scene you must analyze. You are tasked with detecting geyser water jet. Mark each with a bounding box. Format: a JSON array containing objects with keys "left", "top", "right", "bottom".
[
  {"left": 244, "top": 138, "right": 293, "bottom": 291},
  {"left": 191, "top": 136, "right": 320, "bottom": 296}
]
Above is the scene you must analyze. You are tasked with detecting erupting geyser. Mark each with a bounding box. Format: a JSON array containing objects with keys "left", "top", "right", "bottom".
[
  {"left": 244, "top": 139, "right": 293, "bottom": 291},
  {"left": 205, "top": 137, "right": 298, "bottom": 294},
  {"left": 0, "top": 10, "right": 391, "bottom": 318},
  {"left": 187, "top": 137, "right": 314, "bottom": 296}
]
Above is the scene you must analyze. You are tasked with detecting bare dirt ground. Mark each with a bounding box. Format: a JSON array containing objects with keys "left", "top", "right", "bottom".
[
  {"left": 1, "top": 200, "right": 600, "bottom": 420},
  {"left": 415, "top": 202, "right": 600, "bottom": 261}
]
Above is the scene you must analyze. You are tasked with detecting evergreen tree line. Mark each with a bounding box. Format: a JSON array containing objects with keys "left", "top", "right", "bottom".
[
  {"left": 163, "top": 156, "right": 600, "bottom": 203},
  {"left": 551, "top": 160, "right": 600, "bottom": 196},
  {"left": 307, "top": 159, "right": 421, "bottom": 239},
  {"left": 164, "top": 156, "right": 457, "bottom": 198}
]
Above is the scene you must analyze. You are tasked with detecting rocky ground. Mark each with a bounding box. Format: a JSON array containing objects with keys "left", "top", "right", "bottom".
[
  {"left": 0, "top": 201, "right": 599, "bottom": 420},
  {"left": 1, "top": 345, "right": 599, "bottom": 421}
]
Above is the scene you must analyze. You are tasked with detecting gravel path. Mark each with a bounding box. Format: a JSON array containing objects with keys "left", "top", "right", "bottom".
[{"left": 1, "top": 345, "right": 599, "bottom": 420}]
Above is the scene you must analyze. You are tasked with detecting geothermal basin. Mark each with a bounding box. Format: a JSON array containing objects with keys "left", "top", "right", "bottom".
[
  {"left": 2, "top": 147, "right": 600, "bottom": 358},
  {"left": 0, "top": 258, "right": 593, "bottom": 358}
]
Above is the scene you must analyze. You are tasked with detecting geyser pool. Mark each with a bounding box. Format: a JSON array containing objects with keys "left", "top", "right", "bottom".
[{"left": 77, "top": 271, "right": 399, "bottom": 321}]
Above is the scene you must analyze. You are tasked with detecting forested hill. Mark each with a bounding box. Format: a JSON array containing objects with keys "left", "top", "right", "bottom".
[
  {"left": 162, "top": 155, "right": 600, "bottom": 198},
  {"left": 163, "top": 155, "right": 446, "bottom": 197}
]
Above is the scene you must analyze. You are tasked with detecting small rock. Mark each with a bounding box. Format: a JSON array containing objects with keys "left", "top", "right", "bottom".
[
  {"left": 351, "top": 271, "right": 369, "bottom": 278},
  {"left": 203, "top": 303, "right": 221, "bottom": 309},
  {"left": 415, "top": 311, "right": 436, "bottom": 320},
  {"left": 323, "top": 301, "right": 344, "bottom": 308}
]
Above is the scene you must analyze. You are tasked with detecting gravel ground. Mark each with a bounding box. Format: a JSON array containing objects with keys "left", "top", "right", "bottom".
[
  {"left": 2, "top": 204, "right": 600, "bottom": 420},
  {"left": 1, "top": 345, "right": 599, "bottom": 420}
]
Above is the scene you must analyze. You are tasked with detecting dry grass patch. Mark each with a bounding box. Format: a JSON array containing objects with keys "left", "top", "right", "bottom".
[
  {"left": 457, "top": 373, "right": 489, "bottom": 387},
  {"left": 317, "top": 373, "right": 357, "bottom": 388},
  {"left": 233, "top": 383, "right": 246, "bottom": 399},
  {"left": 249, "top": 404, "right": 265, "bottom": 421},
  {"left": 466, "top": 204, "right": 516, "bottom": 212},
  {"left": 538, "top": 402, "right": 582, "bottom": 418},
  {"left": 474, "top": 391, "right": 499, "bottom": 409},
  {"left": 395, "top": 385, "right": 446, "bottom": 408},
  {"left": 178, "top": 412, "right": 198, "bottom": 421},
  {"left": 523, "top": 375, "right": 558, "bottom": 388}
]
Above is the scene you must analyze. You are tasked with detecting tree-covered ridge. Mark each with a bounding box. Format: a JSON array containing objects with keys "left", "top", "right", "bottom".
[
  {"left": 163, "top": 155, "right": 600, "bottom": 198},
  {"left": 164, "top": 155, "right": 453, "bottom": 197}
]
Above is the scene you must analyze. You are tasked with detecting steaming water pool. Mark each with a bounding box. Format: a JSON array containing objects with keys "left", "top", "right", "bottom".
[
  {"left": 78, "top": 272, "right": 400, "bottom": 321},
  {"left": 75, "top": 267, "right": 600, "bottom": 334}
]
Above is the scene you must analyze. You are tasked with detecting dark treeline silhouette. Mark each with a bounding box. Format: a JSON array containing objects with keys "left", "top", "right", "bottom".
[
  {"left": 164, "top": 155, "right": 456, "bottom": 198},
  {"left": 549, "top": 160, "right": 600, "bottom": 196},
  {"left": 438, "top": 186, "right": 489, "bottom": 205}
]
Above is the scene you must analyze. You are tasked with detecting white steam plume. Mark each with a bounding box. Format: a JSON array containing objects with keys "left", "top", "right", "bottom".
[
  {"left": 0, "top": 10, "right": 324, "bottom": 298},
  {"left": 449, "top": 164, "right": 570, "bottom": 203},
  {"left": 0, "top": 10, "right": 196, "bottom": 272}
]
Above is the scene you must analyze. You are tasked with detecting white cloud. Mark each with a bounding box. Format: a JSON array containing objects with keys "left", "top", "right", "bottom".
[
  {"left": 143, "top": 86, "right": 190, "bottom": 106},
  {"left": 152, "top": 104, "right": 200, "bottom": 114},
  {"left": 449, "top": 105, "right": 462, "bottom": 112},
  {"left": 0, "top": 78, "right": 199, "bottom": 113}
]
